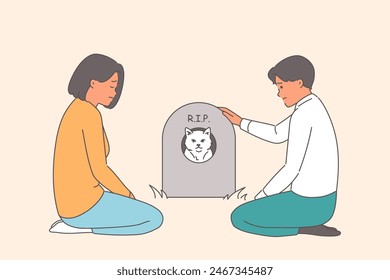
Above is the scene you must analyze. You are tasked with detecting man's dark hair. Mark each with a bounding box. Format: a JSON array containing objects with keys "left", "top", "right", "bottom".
[
  {"left": 68, "top": 54, "right": 124, "bottom": 109},
  {"left": 268, "top": 55, "right": 315, "bottom": 89}
]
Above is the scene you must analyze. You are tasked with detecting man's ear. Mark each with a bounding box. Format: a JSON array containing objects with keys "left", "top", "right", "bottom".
[
  {"left": 90, "top": 80, "right": 96, "bottom": 88},
  {"left": 298, "top": 79, "right": 304, "bottom": 88}
]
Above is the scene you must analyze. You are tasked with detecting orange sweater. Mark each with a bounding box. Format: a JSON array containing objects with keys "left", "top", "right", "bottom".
[{"left": 53, "top": 98, "right": 130, "bottom": 218}]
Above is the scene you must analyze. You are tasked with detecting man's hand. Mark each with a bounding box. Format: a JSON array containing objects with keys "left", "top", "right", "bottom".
[
  {"left": 254, "top": 189, "right": 267, "bottom": 200},
  {"left": 219, "top": 107, "right": 242, "bottom": 126}
]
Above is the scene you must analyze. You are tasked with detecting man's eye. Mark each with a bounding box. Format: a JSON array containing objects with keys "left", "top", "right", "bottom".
[{"left": 280, "top": 86, "right": 283, "bottom": 89}]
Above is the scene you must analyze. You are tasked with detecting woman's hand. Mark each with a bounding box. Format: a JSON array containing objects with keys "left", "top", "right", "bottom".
[
  {"left": 219, "top": 107, "right": 242, "bottom": 126},
  {"left": 129, "top": 191, "right": 136, "bottom": 199}
]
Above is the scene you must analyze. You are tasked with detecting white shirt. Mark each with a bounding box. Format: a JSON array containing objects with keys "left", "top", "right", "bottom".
[{"left": 240, "top": 94, "right": 339, "bottom": 198}]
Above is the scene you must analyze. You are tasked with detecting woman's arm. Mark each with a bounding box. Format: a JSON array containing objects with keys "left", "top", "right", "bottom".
[{"left": 82, "top": 108, "right": 133, "bottom": 198}]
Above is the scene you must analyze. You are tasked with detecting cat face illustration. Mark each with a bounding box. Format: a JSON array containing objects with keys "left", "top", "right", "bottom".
[{"left": 184, "top": 127, "right": 213, "bottom": 162}]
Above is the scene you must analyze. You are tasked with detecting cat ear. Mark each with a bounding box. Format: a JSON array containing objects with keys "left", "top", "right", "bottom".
[
  {"left": 185, "top": 127, "right": 193, "bottom": 136},
  {"left": 204, "top": 127, "right": 211, "bottom": 136}
]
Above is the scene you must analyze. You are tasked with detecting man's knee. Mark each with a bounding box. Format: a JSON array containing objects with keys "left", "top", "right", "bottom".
[{"left": 231, "top": 205, "right": 247, "bottom": 228}]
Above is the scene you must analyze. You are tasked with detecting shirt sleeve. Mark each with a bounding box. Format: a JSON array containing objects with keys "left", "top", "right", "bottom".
[
  {"left": 240, "top": 116, "right": 290, "bottom": 144},
  {"left": 82, "top": 109, "right": 131, "bottom": 197},
  {"left": 262, "top": 110, "right": 312, "bottom": 195}
]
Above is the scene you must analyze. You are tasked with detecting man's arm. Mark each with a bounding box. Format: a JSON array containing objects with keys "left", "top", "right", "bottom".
[
  {"left": 220, "top": 107, "right": 290, "bottom": 143},
  {"left": 240, "top": 117, "right": 290, "bottom": 144},
  {"left": 256, "top": 110, "right": 312, "bottom": 197}
]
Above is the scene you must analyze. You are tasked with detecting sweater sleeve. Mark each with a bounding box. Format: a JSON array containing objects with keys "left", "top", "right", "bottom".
[{"left": 82, "top": 108, "right": 131, "bottom": 197}]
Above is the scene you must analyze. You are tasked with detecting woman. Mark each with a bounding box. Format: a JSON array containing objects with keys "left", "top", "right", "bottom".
[{"left": 50, "top": 54, "right": 163, "bottom": 235}]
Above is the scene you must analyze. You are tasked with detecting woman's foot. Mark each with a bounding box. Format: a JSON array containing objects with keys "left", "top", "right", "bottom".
[
  {"left": 49, "top": 220, "right": 92, "bottom": 234},
  {"left": 298, "top": 224, "right": 341, "bottom": 236}
]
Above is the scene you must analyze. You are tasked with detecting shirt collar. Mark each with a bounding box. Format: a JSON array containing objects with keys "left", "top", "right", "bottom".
[{"left": 295, "top": 93, "right": 314, "bottom": 109}]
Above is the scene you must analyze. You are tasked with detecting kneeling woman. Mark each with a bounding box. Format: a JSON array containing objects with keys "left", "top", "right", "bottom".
[{"left": 51, "top": 54, "right": 163, "bottom": 235}]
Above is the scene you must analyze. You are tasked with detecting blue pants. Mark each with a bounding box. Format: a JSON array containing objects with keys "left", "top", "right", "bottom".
[
  {"left": 62, "top": 192, "right": 163, "bottom": 235},
  {"left": 231, "top": 191, "right": 336, "bottom": 237}
]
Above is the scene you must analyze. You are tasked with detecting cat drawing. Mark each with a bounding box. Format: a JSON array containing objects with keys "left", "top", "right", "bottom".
[{"left": 184, "top": 127, "right": 213, "bottom": 163}]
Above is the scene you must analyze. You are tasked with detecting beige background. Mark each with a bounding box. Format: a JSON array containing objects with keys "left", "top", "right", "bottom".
[{"left": 1, "top": 0, "right": 389, "bottom": 259}]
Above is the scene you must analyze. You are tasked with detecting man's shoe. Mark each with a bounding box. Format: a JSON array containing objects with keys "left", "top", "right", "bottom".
[{"left": 298, "top": 224, "right": 341, "bottom": 236}]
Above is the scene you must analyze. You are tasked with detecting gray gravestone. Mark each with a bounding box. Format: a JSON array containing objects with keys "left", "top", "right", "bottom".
[{"left": 162, "top": 102, "right": 236, "bottom": 197}]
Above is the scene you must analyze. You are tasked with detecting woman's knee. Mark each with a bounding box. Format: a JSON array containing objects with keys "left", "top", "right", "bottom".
[{"left": 148, "top": 205, "right": 164, "bottom": 228}]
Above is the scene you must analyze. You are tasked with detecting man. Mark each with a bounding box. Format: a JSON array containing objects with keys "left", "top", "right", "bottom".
[{"left": 220, "top": 55, "right": 340, "bottom": 236}]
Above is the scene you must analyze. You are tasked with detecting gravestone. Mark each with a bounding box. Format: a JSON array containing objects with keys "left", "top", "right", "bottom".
[{"left": 162, "top": 102, "right": 236, "bottom": 197}]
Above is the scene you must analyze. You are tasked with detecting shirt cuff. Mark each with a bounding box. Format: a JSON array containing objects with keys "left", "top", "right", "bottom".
[{"left": 240, "top": 119, "right": 251, "bottom": 132}]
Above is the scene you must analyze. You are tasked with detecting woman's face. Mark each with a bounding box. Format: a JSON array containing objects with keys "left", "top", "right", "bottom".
[{"left": 90, "top": 72, "right": 119, "bottom": 107}]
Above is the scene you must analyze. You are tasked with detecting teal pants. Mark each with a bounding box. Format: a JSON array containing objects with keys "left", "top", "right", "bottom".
[{"left": 231, "top": 191, "right": 336, "bottom": 237}]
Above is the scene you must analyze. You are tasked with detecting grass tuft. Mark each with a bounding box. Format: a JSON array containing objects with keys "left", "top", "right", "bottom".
[
  {"left": 149, "top": 185, "right": 168, "bottom": 199},
  {"left": 223, "top": 187, "right": 248, "bottom": 201}
]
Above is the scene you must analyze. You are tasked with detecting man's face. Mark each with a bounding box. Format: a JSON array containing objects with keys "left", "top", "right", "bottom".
[{"left": 275, "top": 76, "right": 305, "bottom": 107}]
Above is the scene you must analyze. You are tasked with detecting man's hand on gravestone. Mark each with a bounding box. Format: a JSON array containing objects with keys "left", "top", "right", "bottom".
[{"left": 219, "top": 107, "right": 242, "bottom": 126}]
